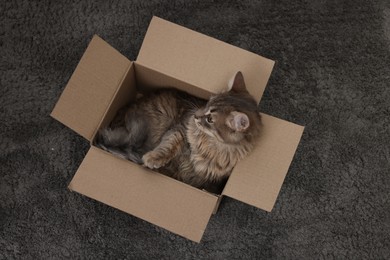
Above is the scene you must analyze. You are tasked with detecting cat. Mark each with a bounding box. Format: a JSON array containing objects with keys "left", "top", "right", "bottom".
[{"left": 95, "top": 72, "right": 262, "bottom": 193}]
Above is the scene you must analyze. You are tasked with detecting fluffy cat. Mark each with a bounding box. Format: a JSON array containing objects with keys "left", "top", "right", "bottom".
[{"left": 95, "top": 72, "right": 262, "bottom": 193}]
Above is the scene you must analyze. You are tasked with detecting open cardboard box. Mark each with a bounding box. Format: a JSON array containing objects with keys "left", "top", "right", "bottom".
[{"left": 51, "top": 17, "right": 304, "bottom": 242}]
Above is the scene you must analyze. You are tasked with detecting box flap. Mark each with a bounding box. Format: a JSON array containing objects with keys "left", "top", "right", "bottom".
[
  {"left": 137, "top": 17, "right": 275, "bottom": 102},
  {"left": 51, "top": 35, "right": 132, "bottom": 141},
  {"left": 69, "top": 147, "right": 218, "bottom": 242},
  {"left": 223, "top": 114, "right": 304, "bottom": 212}
]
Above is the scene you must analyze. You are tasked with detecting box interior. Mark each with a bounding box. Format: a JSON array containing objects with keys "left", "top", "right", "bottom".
[{"left": 92, "top": 61, "right": 230, "bottom": 195}]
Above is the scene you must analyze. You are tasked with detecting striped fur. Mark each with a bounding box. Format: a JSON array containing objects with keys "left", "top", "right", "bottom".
[{"left": 95, "top": 72, "right": 262, "bottom": 193}]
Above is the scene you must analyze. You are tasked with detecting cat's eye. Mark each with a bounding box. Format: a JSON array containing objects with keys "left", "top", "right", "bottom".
[{"left": 206, "top": 115, "right": 213, "bottom": 123}]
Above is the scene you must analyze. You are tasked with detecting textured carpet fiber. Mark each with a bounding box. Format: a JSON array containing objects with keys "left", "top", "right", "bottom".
[{"left": 1, "top": 1, "right": 390, "bottom": 259}]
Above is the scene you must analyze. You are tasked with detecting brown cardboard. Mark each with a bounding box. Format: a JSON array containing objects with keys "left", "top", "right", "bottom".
[
  {"left": 135, "top": 63, "right": 213, "bottom": 100},
  {"left": 51, "top": 35, "right": 131, "bottom": 141},
  {"left": 51, "top": 16, "right": 304, "bottom": 242},
  {"left": 97, "top": 62, "right": 137, "bottom": 132},
  {"left": 223, "top": 114, "right": 305, "bottom": 211},
  {"left": 69, "top": 147, "right": 218, "bottom": 242},
  {"left": 137, "top": 17, "right": 275, "bottom": 102}
]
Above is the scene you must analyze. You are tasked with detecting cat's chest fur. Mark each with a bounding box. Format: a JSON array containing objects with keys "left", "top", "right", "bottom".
[{"left": 182, "top": 119, "right": 252, "bottom": 182}]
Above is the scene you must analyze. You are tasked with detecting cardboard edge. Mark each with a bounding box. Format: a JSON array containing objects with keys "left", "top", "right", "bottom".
[
  {"left": 141, "top": 16, "right": 276, "bottom": 66},
  {"left": 265, "top": 120, "right": 304, "bottom": 212},
  {"left": 255, "top": 59, "right": 276, "bottom": 103},
  {"left": 49, "top": 35, "right": 99, "bottom": 120},
  {"left": 89, "top": 61, "right": 134, "bottom": 142},
  {"left": 222, "top": 114, "right": 305, "bottom": 212},
  {"left": 50, "top": 34, "right": 132, "bottom": 141},
  {"left": 137, "top": 16, "right": 276, "bottom": 103},
  {"left": 68, "top": 146, "right": 219, "bottom": 242},
  {"left": 134, "top": 62, "right": 213, "bottom": 100}
]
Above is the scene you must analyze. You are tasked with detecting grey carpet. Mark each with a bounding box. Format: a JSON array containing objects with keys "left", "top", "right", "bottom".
[{"left": 1, "top": 0, "right": 390, "bottom": 259}]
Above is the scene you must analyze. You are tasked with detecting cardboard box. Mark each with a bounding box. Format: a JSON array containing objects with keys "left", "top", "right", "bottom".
[{"left": 51, "top": 16, "right": 304, "bottom": 242}]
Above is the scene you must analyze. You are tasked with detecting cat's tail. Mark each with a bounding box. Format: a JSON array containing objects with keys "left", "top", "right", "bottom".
[{"left": 94, "top": 127, "right": 143, "bottom": 164}]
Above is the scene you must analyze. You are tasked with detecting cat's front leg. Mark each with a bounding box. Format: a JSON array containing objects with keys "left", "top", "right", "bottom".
[
  {"left": 142, "top": 150, "right": 169, "bottom": 169},
  {"left": 142, "top": 127, "right": 184, "bottom": 169}
]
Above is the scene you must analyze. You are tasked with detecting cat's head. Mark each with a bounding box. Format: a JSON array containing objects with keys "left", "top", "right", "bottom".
[{"left": 193, "top": 72, "right": 262, "bottom": 144}]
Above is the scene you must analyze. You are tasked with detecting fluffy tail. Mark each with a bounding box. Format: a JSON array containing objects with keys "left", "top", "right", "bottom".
[{"left": 94, "top": 127, "right": 143, "bottom": 164}]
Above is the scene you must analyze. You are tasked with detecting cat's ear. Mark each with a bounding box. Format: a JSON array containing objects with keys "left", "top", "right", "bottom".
[
  {"left": 227, "top": 71, "right": 248, "bottom": 93},
  {"left": 226, "top": 111, "right": 250, "bottom": 132}
]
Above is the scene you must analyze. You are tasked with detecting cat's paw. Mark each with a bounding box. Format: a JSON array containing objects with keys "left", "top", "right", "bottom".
[{"left": 142, "top": 151, "right": 168, "bottom": 169}]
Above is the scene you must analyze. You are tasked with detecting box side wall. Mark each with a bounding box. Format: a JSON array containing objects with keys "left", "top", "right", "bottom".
[
  {"left": 223, "top": 113, "right": 304, "bottom": 211},
  {"left": 69, "top": 147, "right": 218, "bottom": 242},
  {"left": 212, "top": 195, "right": 223, "bottom": 215},
  {"left": 134, "top": 63, "right": 212, "bottom": 100},
  {"left": 51, "top": 35, "right": 131, "bottom": 141},
  {"left": 91, "top": 62, "right": 137, "bottom": 141},
  {"left": 137, "top": 17, "right": 275, "bottom": 103},
  {"left": 91, "top": 62, "right": 211, "bottom": 142}
]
